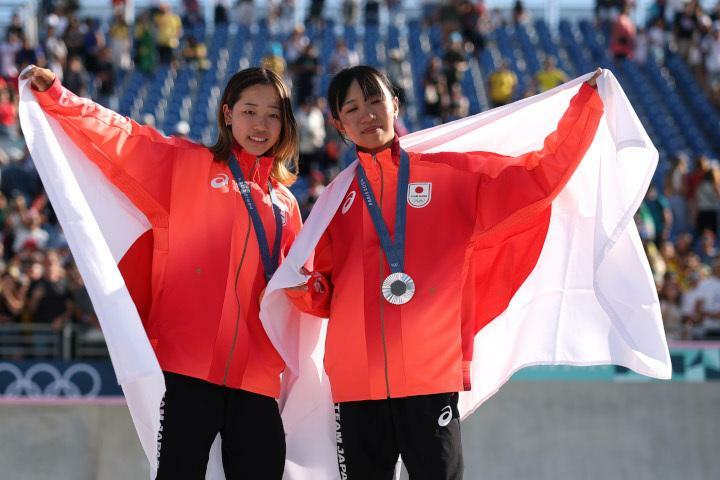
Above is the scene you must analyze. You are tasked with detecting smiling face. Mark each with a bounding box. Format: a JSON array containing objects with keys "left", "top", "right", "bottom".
[
  {"left": 333, "top": 77, "right": 399, "bottom": 153},
  {"left": 222, "top": 83, "right": 282, "bottom": 157}
]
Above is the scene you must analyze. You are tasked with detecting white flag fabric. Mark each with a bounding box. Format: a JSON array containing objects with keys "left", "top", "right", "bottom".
[
  {"left": 259, "top": 70, "right": 672, "bottom": 479},
  {"left": 18, "top": 77, "right": 227, "bottom": 480}
]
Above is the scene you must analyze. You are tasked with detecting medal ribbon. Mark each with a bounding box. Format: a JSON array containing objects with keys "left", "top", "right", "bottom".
[
  {"left": 356, "top": 149, "right": 410, "bottom": 274},
  {"left": 228, "top": 154, "right": 283, "bottom": 282}
]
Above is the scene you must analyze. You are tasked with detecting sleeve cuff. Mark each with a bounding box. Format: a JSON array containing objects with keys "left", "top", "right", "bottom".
[
  {"left": 577, "top": 82, "right": 604, "bottom": 111},
  {"left": 33, "top": 77, "right": 64, "bottom": 107}
]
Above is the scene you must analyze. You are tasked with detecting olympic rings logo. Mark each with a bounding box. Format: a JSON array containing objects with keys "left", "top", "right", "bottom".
[{"left": 0, "top": 363, "right": 103, "bottom": 398}]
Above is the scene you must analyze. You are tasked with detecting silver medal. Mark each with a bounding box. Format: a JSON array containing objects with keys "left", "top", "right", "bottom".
[{"left": 382, "top": 272, "right": 416, "bottom": 305}]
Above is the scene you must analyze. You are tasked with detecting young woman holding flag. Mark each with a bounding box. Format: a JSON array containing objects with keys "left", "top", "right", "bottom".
[
  {"left": 286, "top": 65, "right": 603, "bottom": 479},
  {"left": 22, "top": 65, "right": 301, "bottom": 479}
]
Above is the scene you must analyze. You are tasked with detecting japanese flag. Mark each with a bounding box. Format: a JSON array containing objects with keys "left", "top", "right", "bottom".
[{"left": 259, "top": 70, "right": 671, "bottom": 479}]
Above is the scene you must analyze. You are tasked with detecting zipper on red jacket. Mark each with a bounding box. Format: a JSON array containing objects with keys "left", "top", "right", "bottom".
[
  {"left": 222, "top": 157, "right": 258, "bottom": 386},
  {"left": 373, "top": 153, "right": 392, "bottom": 398}
]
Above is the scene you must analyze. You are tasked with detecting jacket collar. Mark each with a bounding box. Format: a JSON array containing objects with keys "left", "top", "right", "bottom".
[
  {"left": 355, "top": 135, "right": 401, "bottom": 178},
  {"left": 231, "top": 144, "right": 274, "bottom": 187}
]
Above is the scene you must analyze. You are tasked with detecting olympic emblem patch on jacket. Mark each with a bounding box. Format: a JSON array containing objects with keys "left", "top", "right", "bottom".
[{"left": 407, "top": 182, "right": 432, "bottom": 208}]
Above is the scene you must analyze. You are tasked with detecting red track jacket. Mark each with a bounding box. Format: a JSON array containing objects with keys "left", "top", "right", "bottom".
[
  {"left": 35, "top": 79, "right": 300, "bottom": 398},
  {"left": 289, "top": 83, "right": 604, "bottom": 402}
]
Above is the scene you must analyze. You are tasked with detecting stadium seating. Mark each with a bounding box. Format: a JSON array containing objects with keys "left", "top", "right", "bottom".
[{"left": 105, "top": 15, "right": 718, "bottom": 186}]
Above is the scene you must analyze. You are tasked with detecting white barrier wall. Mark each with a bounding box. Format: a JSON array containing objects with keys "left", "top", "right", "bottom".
[{"left": 2, "top": 382, "right": 719, "bottom": 480}]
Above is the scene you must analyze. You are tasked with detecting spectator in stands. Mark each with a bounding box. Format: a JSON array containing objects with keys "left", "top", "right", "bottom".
[
  {"left": 43, "top": 26, "right": 68, "bottom": 73},
  {"left": 26, "top": 252, "right": 73, "bottom": 336},
  {"left": 643, "top": 184, "right": 673, "bottom": 243},
  {"left": 693, "top": 258, "right": 720, "bottom": 338},
  {"left": 422, "top": 57, "right": 449, "bottom": 124},
  {"left": 46, "top": 54, "right": 65, "bottom": 85},
  {"left": 108, "top": 11, "right": 132, "bottom": 72},
  {"left": 6, "top": 13, "right": 24, "bottom": 41},
  {"left": 342, "top": 0, "right": 359, "bottom": 25},
  {"left": 680, "top": 268, "right": 702, "bottom": 331},
  {"left": 15, "top": 36, "right": 44, "bottom": 73},
  {"left": 0, "top": 88, "right": 18, "bottom": 139},
  {"left": 458, "top": 0, "right": 485, "bottom": 52},
  {"left": 262, "top": 42, "right": 288, "bottom": 79},
  {"left": 214, "top": 0, "right": 230, "bottom": 25},
  {"left": 181, "top": 36, "right": 210, "bottom": 70},
  {"left": 692, "top": 156, "right": 720, "bottom": 234},
  {"left": 703, "top": 22, "right": 720, "bottom": 102},
  {"left": 438, "top": 0, "right": 462, "bottom": 41},
  {"left": 236, "top": 0, "right": 255, "bottom": 28},
  {"left": 62, "top": 16, "right": 85, "bottom": 60},
  {"left": 82, "top": 18, "right": 106, "bottom": 74},
  {"left": 95, "top": 47, "right": 116, "bottom": 108},
  {"left": 0, "top": 31, "right": 22, "bottom": 80},
  {"left": 292, "top": 43, "right": 321, "bottom": 106},
  {"left": 660, "top": 272, "right": 686, "bottom": 339},
  {"left": 67, "top": 263, "right": 102, "bottom": 344},
  {"left": 442, "top": 32, "right": 468, "bottom": 93},
  {"left": 386, "top": 48, "right": 410, "bottom": 106},
  {"left": 269, "top": 0, "right": 296, "bottom": 34},
  {"left": 448, "top": 83, "right": 470, "bottom": 120},
  {"left": 155, "top": 2, "right": 183, "bottom": 65},
  {"left": 285, "top": 25, "right": 309, "bottom": 65},
  {"left": 697, "top": 229, "right": 719, "bottom": 265},
  {"left": 13, "top": 211, "right": 49, "bottom": 254},
  {"left": 1, "top": 151, "right": 41, "bottom": 205},
  {"left": 611, "top": 1, "right": 637, "bottom": 60},
  {"left": 534, "top": 56, "right": 569, "bottom": 92},
  {"left": 364, "top": 0, "right": 380, "bottom": 26},
  {"left": 647, "top": 16, "right": 667, "bottom": 64},
  {"left": 512, "top": 0, "right": 531, "bottom": 25},
  {"left": 634, "top": 26, "right": 650, "bottom": 64},
  {"left": 595, "top": 0, "right": 618, "bottom": 26},
  {"left": 673, "top": 0, "right": 699, "bottom": 60},
  {"left": 134, "top": 10, "right": 157, "bottom": 74},
  {"left": 660, "top": 240, "right": 682, "bottom": 278},
  {"left": 181, "top": 0, "right": 204, "bottom": 29},
  {"left": 0, "top": 268, "right": 26, "bottom": 320},
  {"left": 329, "top": 39, "right": 359, "bottom": 74},
  {"left": 296, "top": 97, "right": 326, "bottom": 176},
  {"left": 45, "top": 6, "right": 69, "bottom": 37},
  {"left": 664, "top": 152, "right": 690, "bottom": 236},
  {"left": 63, "top": 55, "right": 89, "bottom": 97},
  {"left": 488, "top": 60, "right": 518, "bottom": 107}
]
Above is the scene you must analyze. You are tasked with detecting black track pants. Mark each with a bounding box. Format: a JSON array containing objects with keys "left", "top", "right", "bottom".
[
  {"left": 155, "top": 372, "right": 285, "bottom": 480},
  {"left": 334, "top": 392, "right": 463, "bottom": 480}
]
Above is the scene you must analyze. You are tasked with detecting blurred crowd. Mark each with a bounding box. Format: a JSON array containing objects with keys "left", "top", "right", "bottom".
[
  {"left": 0, "top": 0, "right": 719, "bottom": 358},
  {"left": 600, "top": 0, "right": 720, "bottom": 105},
  {"left": 639, "top": 152, "right": 720, "bottom": 341}
]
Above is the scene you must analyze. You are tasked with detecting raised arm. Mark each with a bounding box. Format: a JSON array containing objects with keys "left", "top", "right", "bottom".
[
  {"left": 471, "top": 81, "right": 604, "bottom": 237},
  {"left": 23, "top": 66, "right": 183, "bottom": 219}
]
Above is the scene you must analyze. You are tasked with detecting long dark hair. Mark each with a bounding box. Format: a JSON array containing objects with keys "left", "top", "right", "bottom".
[{"left": 209, "top": 67, "right": 299, "bottom": 185}]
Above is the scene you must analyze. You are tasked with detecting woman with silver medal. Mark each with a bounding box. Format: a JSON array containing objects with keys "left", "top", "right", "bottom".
[{"left": 286, "top": 65, "right": 603, "bottom": 479}]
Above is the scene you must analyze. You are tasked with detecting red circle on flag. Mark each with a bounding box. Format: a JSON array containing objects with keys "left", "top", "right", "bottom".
[{"left": 415, "top": 186, "right": 424, "bottom": 193}]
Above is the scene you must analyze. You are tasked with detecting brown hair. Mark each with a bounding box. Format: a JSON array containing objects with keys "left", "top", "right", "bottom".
[{"left": 209, "top": 67, "right": 299, "bottom": 185}]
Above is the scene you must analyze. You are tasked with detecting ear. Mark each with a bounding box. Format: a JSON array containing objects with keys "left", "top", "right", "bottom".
[
  {"left": 392, "top": 96, "right": 399, "bottom": 118},
  {"left": 222, "top": 104, "right": 232, "bottom": 125},
  {"left": 331, "top": 117, "right": 345, "bottom": 136}
]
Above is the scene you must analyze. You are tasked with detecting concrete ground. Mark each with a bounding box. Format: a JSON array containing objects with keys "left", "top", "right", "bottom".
[{"left": 1, "top": 382, "right": 719, "bottom": 480}]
